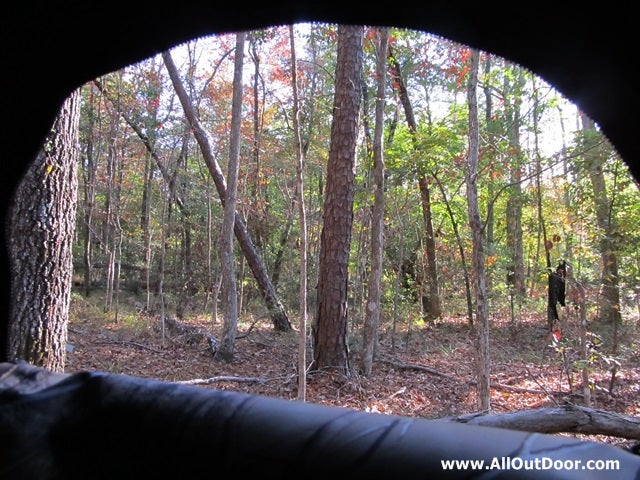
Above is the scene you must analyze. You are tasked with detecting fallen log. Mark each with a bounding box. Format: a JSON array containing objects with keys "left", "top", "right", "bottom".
[{"left": 444, "top": 404, "right": 640, "bottom": 441}]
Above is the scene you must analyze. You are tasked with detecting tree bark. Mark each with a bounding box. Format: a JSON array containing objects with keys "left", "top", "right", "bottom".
[
  {"left": 483, "top": 57, "right": 496, "bottom": 295},
  {"left": 465, "top": 49, "right": 491, "bottom": 411},
  {"left": 217, "top": 32, "right": 245, "bottom": 363},
  {"left": 361, "top": 27, "right": 388, "bottom": 377},
  {"left": 313, "top": 24, "right": 363, "bottom": 374},
  {"left": 80, "top": 87, "right": 98, "bottom": 298},
  {"left": 8, "top": 88, "right": 81, "bottom": 372},
  {"left": 289, "top": 25, "right": 309, "bottom": 401},
  {"left": 580, "top": 112, "right": 621, "bottom": 324},
  {"left": 504, "top": 67, "right": 527, "bottom": 305},
  {"left": 162, "top": 50, "right": 291, "bottom": 332}
]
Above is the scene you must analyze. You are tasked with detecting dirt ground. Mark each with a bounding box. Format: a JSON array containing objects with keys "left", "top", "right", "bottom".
[{"left": 65, "top": 292, "right": 640, "bottom": 449}]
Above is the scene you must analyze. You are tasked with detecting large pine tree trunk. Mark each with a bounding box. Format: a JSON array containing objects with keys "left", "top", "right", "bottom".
[
  {"left": 313, "top": 24, "right": 363, "bottom": 374},
  {"left": 8, "top": 88, "right": 81, "bottom": 372}
]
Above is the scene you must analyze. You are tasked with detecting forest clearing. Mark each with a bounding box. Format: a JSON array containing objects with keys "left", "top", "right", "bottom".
[{"left": 65, "top": 287, "right": 640, "bottom": 450}]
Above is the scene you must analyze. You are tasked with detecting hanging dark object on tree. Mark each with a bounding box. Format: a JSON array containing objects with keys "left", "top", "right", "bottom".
[{"left": 547, "top": 260, "right": 567, "bottom": 331}]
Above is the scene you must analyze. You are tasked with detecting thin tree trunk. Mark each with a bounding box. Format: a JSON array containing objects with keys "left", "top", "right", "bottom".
[
  {"left": 162, "top": 50, "right": 291, "bottom": 332},
  {"left": 531, "top": 74, "right": 550, "bottom": 285},
  {"left": 81, "top": 87, "right": 98, "bottom": 298},
  {"left": 113, "top": 221, "right": 123, "bottom": 324},
  {"left": 361, "top": 28, "right": 388, "bottom": 377},
  {"left": 217, "top": 32, "right": 245, "bottom": 363},
  {"left": 270, "top": 205, "right": 295, "bottom": 289},
  {"left": 142, "top": 151, "right": 154, "bottom": 310},
  {"left": 204, "top": 177, "right": 213, "bottom": 310},
  {"left": 211, "top": 272, "right": 222, "bottom": 326},
  {"left": 290, "top": 25, "right": 308, "bottom": 401},
  {"left": 505, "top": 67, "right": 526, "bottom": 306},
  {"left": 158, "top": 196, "right": 167, "bottom": 345},
  {"left": 432, "top": 172, "right": 474, "bottom": 326},
  {"left": 580, "top": 113, "right": 621, "bottom": 325},
  {"left": 483, "top": 57, "right": 496, "bottom": 295},
  {"left": 465, "top": 49, "right": 491, "bottom": 412},
  {"left": 8, "top": 88, "right": 81, "bottom": 372},
  {"left": 576, "top": 280, "right": 592, "bottom": 406},
  {"left": 144, "top": 225, "right": 153, "bottom": 311},
  {"left": 388, "top": 46, "right": 442, "bottom": 321},
  {"left": 249, "top": 35, "right": 263, "bottom": 204},
  {"left": 176, "top": 126, "right": 194, "bottom": 319},
  {"left": 531, "top": 75, "right": 559, "bottom": 332},
  {"left": 102, "top": 109, "right": 120, "bottom": 314}
]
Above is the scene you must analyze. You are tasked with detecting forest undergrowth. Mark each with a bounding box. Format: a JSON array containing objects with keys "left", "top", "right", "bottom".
[{"left": 65, "top": 289, "right": 640, "bottom": 449}]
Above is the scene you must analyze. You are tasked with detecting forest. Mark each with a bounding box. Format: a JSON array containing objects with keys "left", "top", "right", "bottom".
[{"left": 9, "top": 24, "right": 640, "bottom": 447}]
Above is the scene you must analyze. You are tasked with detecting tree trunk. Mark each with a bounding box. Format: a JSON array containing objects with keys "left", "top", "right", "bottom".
[
  {"left": 176, "top": 126, "right": 194, "bottom": 319},
  {"left": 8, "top": 88, "right": 81, "bottom": 372},
  {"left": 217, "top": 32, "right": 245, "bottom": 363},
  {"left": 465, "top": 50, "right": 491, "bottom": 411},
  {"left": 432, "top": 173, "right": 474, "bottom": 326},
  {"left": 483, "top": 57, "right": 496, "bottom": 295},
  {"left": 162, "top": 50, "right": 291, "bottom": 332},
  {"left": 361, "top": 27, "right": 388, "bottom": 377},
  {"left": 387, "top": 45, "right": 442, "bottom": 321},
  {"left": 505, "top": 67, "right": 526, "bottom": 304},
  {"left": 270, "top": 205, "right": 295, "bottom": 289},
  {"left": 158, "top": 196, "right": 168, "bottom": 344},
  {"left": 313, "top": 24, "right": 363, "bottom": 374},
  {"left": 289, "top": 25, "right": 308, "bottom": 401},
  {"left": 80, "top": 87, "right": 98, "bottom": 299},
  {"left": 580, "top": 113, "right": 621, "bottom": 324},
  {"left": 417, "top": 176, "right": 442, "bottom": 320},
  {"left": 102, "top": 108, "right": 119, "bottom": 313}
]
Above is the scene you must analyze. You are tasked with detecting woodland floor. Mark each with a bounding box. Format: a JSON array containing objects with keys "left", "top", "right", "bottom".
[{"left": 65, "top": 290, "right": 640, "bottom": 449}]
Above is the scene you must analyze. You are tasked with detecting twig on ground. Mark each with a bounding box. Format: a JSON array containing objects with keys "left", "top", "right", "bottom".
[
  {"left": 236, "top": 315, "right": 267, "bottom": 339},
  {"left": 176, "top": 375, "right": 266, "bottom": 386}
]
